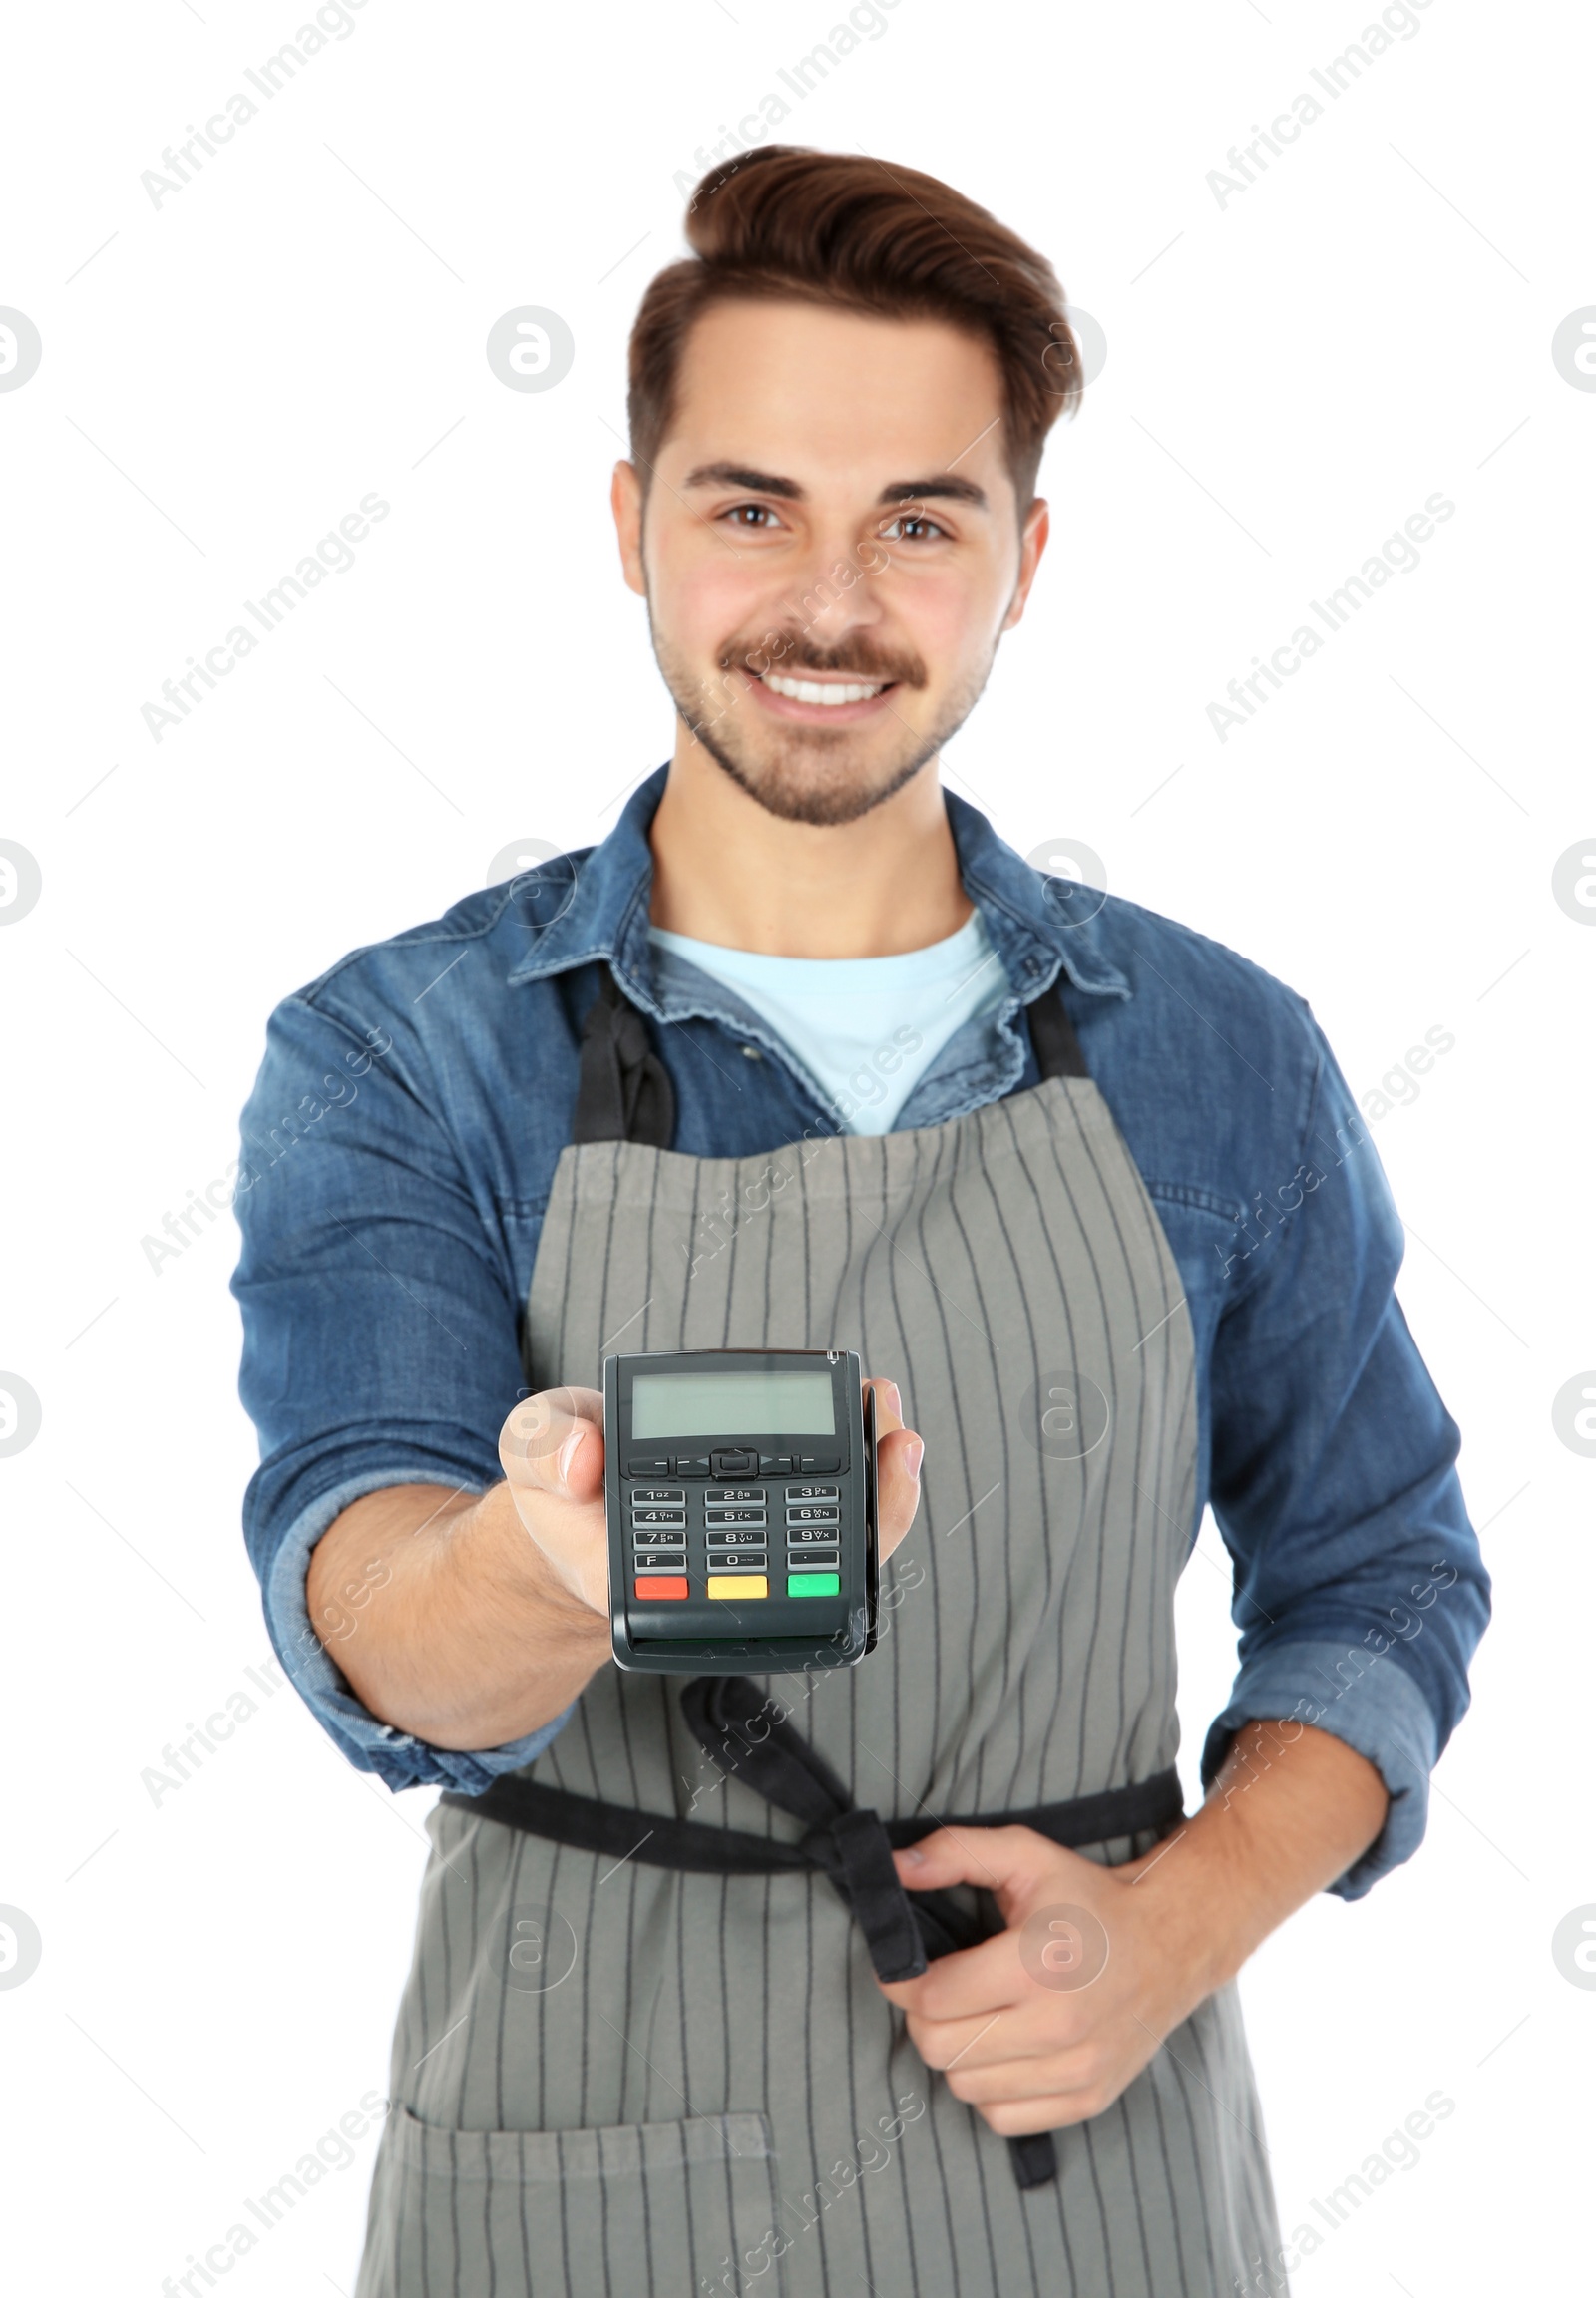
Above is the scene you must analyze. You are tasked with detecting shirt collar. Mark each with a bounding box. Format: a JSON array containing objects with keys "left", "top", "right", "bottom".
[{"left": 508, "top": 763, "right": 1130, "bottom": 1008}]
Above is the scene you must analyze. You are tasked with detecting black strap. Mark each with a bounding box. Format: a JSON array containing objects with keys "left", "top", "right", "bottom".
[
  {"left": 443, "top": 1678, "right": 1182, "bottom": 2194},
  {"left": 570, "top": 967, "right": 675, "bottom": 1147},
  {"left": 1028, "top": 974, "right": 1088, "bottom": 1080},
  {"left": 1008, "top": 2130, "right": 1065, "bottom": 2190},
  {"left": 677, "top": 1674, "right": 947, "bottom": 1983},
  {"left": 443, "top": 1760, "right": 1182, "bottom": 1891}
]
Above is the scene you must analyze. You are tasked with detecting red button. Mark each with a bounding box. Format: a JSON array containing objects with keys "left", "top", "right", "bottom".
[{"left": 634, "top": 1575, "right": 688, "bottom": 1600}]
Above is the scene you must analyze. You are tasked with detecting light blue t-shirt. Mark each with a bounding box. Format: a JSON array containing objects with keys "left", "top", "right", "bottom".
[{"left": 647, "top": 908, "right": 1011, "bottom": 1134}]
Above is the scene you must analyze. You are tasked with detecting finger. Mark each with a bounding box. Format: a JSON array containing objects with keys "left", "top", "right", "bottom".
[
  {"left": 891, "top": 1822, "right": 1087, "bottom": 1900},
  {"left": 865, "top": 1377, "right": 922, "bottom": 1561},
  {"left": 866, "top": 1375, "right": 905, "bottom": 1437},
  {"left": 499, "top": 1386, "right": 606, "bottom": 1502},
  {"left": 901, "top": 2004, "right": 1043, "bottom": 2076},
  {"left": 976, "top": 2093, "right": 1093, "bottom": 2138},
  {"left": 877, "top": 1928, "right": 1025, "bottom": 2022},
  {"left": 940, "top": 2051, "right": 1097, "bottom": 2108}
]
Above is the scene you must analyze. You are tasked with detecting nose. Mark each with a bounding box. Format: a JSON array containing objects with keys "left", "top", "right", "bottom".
[{"left": 777, "top": 528, "right": 888, "bottom": 656}]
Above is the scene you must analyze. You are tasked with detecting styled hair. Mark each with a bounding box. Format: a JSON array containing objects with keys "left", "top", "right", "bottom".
[{"left": 627, "top": 146, "right": 1081, "bottom": 509}]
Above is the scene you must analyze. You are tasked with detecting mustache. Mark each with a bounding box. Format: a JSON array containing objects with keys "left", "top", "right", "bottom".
[{"left": 720, "top": 632, "right": 929, "bottom": 691}]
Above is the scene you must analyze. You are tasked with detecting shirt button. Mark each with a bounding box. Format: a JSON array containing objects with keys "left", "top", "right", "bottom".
[{"left": 741, "top": 1045, "right": 762, "bottom": 1059}]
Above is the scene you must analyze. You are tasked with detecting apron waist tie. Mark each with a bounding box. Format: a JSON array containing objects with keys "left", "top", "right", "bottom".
[{"left": 442, "top": 1675, "right": 1184, "bottom": 2196}]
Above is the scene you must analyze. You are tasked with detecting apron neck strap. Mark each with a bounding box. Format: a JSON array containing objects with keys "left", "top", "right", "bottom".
[
  {"left": 571, "top": 967, "right": 677, "bottom": 1148},
  {"left": 1028, "top": 977, "right": 1089, "bottom": 1081}
]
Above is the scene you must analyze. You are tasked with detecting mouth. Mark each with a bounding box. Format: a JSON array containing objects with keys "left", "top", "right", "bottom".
[{"left": 749, "top": 668, "right": 900, "bottom": 725}]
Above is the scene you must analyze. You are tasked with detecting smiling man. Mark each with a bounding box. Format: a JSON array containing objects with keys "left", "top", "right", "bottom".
[{"left": 232, "top": 147, "right": 1488, "bottom": 2298}]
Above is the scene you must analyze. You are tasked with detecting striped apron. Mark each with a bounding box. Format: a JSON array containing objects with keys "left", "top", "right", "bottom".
[{"left": 354, "top": 982, "right": 1284, "bottom": 2297}]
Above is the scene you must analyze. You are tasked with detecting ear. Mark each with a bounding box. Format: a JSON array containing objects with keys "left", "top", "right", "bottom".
[
  {"left": 610, "top": 460, "right": 646, "bottom": 597},
  {"left": 1000, "top": 497, "right": 1050, "bottom": 632}
]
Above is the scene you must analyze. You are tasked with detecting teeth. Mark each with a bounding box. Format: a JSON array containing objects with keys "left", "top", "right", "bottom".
[{"left": 763, "top": 673, "right": 884, "bottom": 706}]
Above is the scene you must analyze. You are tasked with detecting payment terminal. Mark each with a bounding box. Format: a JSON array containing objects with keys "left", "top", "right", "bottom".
[{"left": 602, "top": 1347, "right": 880, "bottom": 1675}]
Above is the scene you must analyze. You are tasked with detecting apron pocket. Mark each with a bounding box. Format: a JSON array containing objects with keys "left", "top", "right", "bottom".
[{"left": 371, "top": 2101, "right": 785, "bottom": 2295}]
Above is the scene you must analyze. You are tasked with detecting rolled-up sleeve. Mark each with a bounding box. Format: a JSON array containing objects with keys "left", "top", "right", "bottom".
[
  {"left": 230, "top": 981, "right": 575, "bottom": 1790},
  {"left": 1199, "top": 1003, "right": 1491, "bottom": 1899}
]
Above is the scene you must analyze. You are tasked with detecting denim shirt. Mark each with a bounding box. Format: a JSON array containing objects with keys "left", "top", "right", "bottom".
[{"left": 231, "top": 765, "right": 1489, "bottom": 1899}]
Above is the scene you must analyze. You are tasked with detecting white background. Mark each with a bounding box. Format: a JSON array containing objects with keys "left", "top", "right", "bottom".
[{"left": 1, "top": 0, "right": 1590, "bottom": 2289}]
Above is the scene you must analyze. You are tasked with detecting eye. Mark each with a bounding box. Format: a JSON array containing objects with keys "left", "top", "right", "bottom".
[
  {"left": 717, "top": 502, "right": 785, "bottom": 531},
  {"left": 880, "top": 512, "right": 950, "bottom": 543}
]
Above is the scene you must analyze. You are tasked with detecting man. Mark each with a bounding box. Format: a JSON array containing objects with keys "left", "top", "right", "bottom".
[{"left": 233, "top": 146, "right": 1489, "bottom": 2298}]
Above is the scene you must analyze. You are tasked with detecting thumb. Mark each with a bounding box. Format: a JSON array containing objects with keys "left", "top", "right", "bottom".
[{"left": 500, "top": 1385, "right": 605, "bottom": 1502}]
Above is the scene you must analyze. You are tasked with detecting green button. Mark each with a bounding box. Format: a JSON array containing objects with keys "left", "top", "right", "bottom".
[{"left": 786, "top": 1571, "right": 840, "bottom": 1598}]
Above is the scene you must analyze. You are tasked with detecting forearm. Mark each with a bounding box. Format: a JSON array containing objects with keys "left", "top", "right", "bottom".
[
  {"left": 306, "top": 1479, "right": 611, "bottom": 1750},
  {"left": 1134, "top": 1720, "right": 1391, "bottom": 1997}
]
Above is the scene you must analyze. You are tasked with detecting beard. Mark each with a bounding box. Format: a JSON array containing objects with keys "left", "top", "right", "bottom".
[{"left": 650, "top": 615, "right": 996, "bottom": 828}]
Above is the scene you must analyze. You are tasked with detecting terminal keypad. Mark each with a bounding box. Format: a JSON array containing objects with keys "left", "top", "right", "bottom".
[{"left": 628, "top": 1472, "right": 846, "bottom": 1601}]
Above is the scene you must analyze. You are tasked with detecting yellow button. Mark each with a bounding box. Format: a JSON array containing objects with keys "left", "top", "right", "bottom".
[{"left": 706, "top": 1574, "right": 768, "bottom": 1601}]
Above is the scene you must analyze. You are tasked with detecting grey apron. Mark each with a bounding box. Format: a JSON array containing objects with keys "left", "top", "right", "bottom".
[{"left": 355, "top": 983, "right": 1284, "bottom": 2297}]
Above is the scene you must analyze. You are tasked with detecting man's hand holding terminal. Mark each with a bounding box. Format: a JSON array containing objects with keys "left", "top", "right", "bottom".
[{"left": 306, "top": 1377, "right": 924, "bottom": 1753}]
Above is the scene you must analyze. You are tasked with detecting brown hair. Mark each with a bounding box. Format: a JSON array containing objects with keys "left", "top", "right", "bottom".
[{"left": 627, "top": 146, "right": 1080, "bottom": 510}]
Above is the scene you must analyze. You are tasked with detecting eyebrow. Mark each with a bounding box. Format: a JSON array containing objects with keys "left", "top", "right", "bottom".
[{"left": 680, "top": 461, "right": 989, "bottom": 511}]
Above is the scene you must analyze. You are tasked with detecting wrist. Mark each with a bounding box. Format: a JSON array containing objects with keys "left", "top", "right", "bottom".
[
  {"left": 1121, "top": 1836, "right": 1257, "bottom": 2008},
  {"left": 418, "top": 1493, "right": 609, "bottom": 1747},
  {"left": 461, "top": 1480, "right": 613, "bottom": 1634},
  {"left": 1123, "top": 1719, "right": 1391, "bottom": 2002}
]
